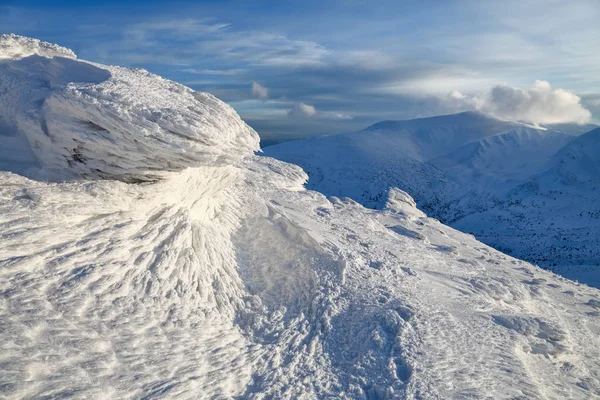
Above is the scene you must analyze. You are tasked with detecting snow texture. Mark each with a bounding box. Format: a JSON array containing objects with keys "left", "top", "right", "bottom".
[
  {"left": 1, "top": 35, "right": 600, "bottom": 399},
  {"left": 265, "top": 112, "right": 600, "bottom": 288},
  {"left": 0, "top": 34, "right": 258, "bottom": 183}
]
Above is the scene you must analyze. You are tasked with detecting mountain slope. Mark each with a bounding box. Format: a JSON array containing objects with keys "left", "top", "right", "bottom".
[
  {"left": 358, "top": 111, "right": 527, "bottom": 162},
  {"left": 549, "top": 127, "right": 600, "bottom": 184},
  {"left": 260, "top": 131, "right": 453, "bottom": 209},
  {"left": 265, "top": 114, "right": 600, "bottom": 287},
  {"left": 1, "top": 35, "right": 600, "bottom": 399},
  {"left": 455, "top": 128, "right": 600, "bottom": 287},
  {"left": 431, "top": 128, "right": 573, "bottom": 183}
]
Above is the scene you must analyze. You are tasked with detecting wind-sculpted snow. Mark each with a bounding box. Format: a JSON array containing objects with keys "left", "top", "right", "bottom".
[
  {"left": 0, "top": 35, "right": 259, "bottom": 182},
  {"left": 0, "top": 33, "right": 77, "bottom": 60},
  {"left": 1, "top": 36, "right": 600, "bottom": 399}
]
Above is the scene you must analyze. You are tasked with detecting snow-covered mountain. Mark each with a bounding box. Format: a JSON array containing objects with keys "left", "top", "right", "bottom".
[
  {"left": 265, "top": 112, "right": 600, "bottom": 288},
  {"left": 1, "top": 34, "right": 600, "bottom": 399},
  {"left": 458, "top": 127, "right": 600, "bottom": 287}
]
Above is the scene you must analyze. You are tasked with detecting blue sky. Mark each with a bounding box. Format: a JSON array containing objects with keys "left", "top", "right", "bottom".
[{"left": 2, "top": 0, "right": 599, "bottom": 139}]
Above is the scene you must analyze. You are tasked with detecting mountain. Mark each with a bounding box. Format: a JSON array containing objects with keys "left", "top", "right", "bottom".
[
  {"left": 1, "top": 34, "right": 600, "bottom": 399},
  {"left": 430, "top": 128, "right": 573, "bottom": 184},
  {"left": 549, "top": 127, "right": 600, "bottom": 183},
  {"left": 265, "top": 112, "right": 600, "bottom": 287},
  {"left": 456, "top": 127, "right": 600, "bottom": 287},
  {"left": 356, "top": 111, "right": 527, "bottom": 162}
]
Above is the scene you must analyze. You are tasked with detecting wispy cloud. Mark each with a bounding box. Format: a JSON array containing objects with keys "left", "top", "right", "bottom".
[
  {"left": 182, "top": 68, "right": 244, "bottom": 76},
  {"left": 252, "top": 81, "right": 269, "bottom": 100},
  {"left": 3, "top": 1, "right": 598, "bottom": 138},
  {"left": 288, "top": 102, "right": 317, "bottom": 118},
  {"left": 91, "top": 18, "right": 328, "bottom": 69}
]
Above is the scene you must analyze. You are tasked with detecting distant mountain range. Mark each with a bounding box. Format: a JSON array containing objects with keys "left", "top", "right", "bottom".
[{"left": 264, "top": 112, "right": 600, "bottom": 287}]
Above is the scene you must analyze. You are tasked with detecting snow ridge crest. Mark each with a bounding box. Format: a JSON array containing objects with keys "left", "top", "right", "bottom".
[{"left": 0, "top": 33, "right": 77, "bottom": 60}]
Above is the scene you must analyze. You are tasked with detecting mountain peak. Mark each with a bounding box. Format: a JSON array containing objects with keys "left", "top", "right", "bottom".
[{"left": 366, "top": 111, "right": 495, "bottom": 128}]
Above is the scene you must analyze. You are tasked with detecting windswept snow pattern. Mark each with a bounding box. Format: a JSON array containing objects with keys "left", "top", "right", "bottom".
[
  {"left": 265, "top": 113, "right": 600, "bottom": 288},
  {"left": 0, "top": 33, "right": 258, "bottom": 183},
  {"left": 0, "top": 34, "right": 77, "bottom": 60},
  {"left": 1, "top": 35, "right": 600, "bottom": 399}
]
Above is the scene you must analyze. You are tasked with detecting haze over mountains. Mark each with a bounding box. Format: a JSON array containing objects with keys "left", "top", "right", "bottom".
[{"left": 265, "top": 112, "right": 600, "bottom": 287}]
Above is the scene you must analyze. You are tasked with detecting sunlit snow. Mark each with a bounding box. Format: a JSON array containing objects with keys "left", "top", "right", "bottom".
[{"left": 1, "top": 34, "right": 599, "bottom": 399}]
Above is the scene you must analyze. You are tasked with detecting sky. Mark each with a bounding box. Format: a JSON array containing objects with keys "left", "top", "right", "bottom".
[{"left": 2, "top": 0, "right": 599, "bottom": 140}]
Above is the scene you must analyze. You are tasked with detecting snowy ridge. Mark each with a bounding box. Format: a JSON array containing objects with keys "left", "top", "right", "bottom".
[
  {"left": 362, "top": 111, "right": 526, "bottom": 162},
  {"left": 0, "top": 33, "right": 76, "bottom": 60},
  {"left": 431, "top": 128, "right": 573, "bottom": 182},
  {"left": 265, "top": 113, "right": 600, "bottom": 287},
  {"left": 1, "top": 35, "right": 600, "bottom": 399},
  {"left": 551, "top": 127, "right": 600, "bottom": 183}
]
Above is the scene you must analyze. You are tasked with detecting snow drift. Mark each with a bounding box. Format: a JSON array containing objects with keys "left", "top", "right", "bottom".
[{"left": 1, "top": 35, "right": 600, "bottom": 399}]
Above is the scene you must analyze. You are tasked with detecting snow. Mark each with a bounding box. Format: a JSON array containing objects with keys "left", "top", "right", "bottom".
[
  {"left": 0, "top": 37, "right": 259, "bottom": 182},
  {"left": 1, "top": 35, "right": 600, "bottom": 399},
  {"left": 361, "top": 111, "right": 528, "bottom": 162},
  {"left": 542, "top": 122, "right": 599, "bottom": 136},
  {"left": 0, "top": 33, "right": 77, "bottom": 60},
  {"left": 265, "top": 113, "right": 600, "bottom": 288},
  {"left": 552, "top": 127, "right": 600, "bottom": 183}
]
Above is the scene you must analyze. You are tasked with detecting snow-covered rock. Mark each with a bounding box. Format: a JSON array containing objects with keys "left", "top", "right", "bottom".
[
  {"left": 1, "top": 35, "right": 600, "bottom": 399},
  {"left": 265, "top": 113, "right": 600, "bottom": 288},
  {"left": 0, "top": 35, "right": 259, "bottom": 182}
]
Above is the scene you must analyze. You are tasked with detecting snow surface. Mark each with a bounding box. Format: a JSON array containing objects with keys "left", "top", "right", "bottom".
[
  {"left": 265, "top": 112, "right": 600, "bottom": 288},
  {"left": 1, "top": 35, "right": 600, "bottom": 399},
  {"left": 0, "top": 34, "right": 77, "bottom": 60},
  {"left": 0, "top": 34, "right": 258, "bottom": 183}
]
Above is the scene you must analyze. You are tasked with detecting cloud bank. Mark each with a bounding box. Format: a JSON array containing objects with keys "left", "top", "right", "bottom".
[
  {"left": 449, "top": 81, "right": 592, "bottom": 125},
  {"left": 483, "top": 81, "right": 592, "bottom": 124}
]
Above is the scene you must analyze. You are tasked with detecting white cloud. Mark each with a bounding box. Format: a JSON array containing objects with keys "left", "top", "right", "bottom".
[
  {"left": 252, "top": 81, "right": 269, "bottom": 100},
  {"left": 288, "top": 102, "right": 317, "bottom": 118},
  {"left": 480, "top": 81, "right": 591, "bottom": 124},
  {"left": 286, "top": 103, "right": 353, "bottom": 120},
  {"left": 443, "top": 81, "right": 592, "bottom": 125}
]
